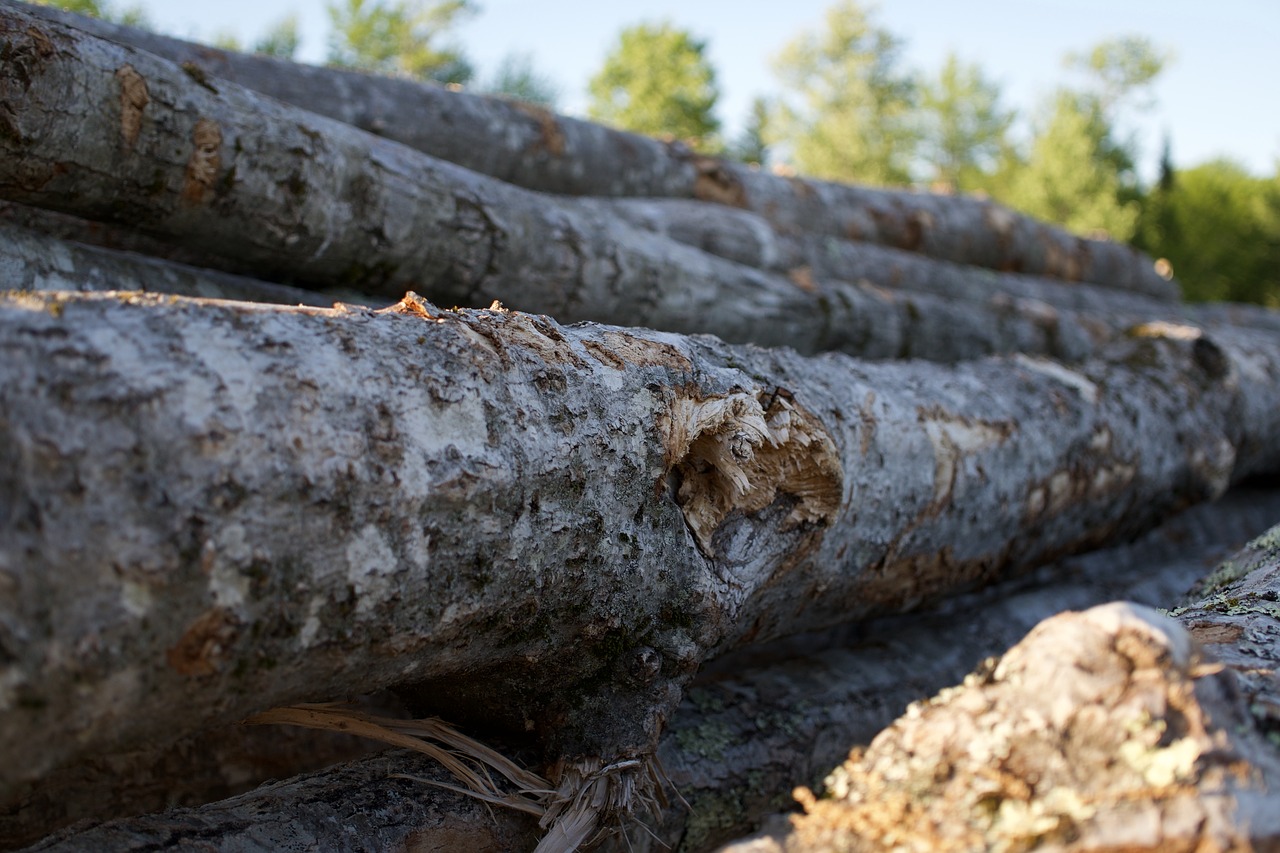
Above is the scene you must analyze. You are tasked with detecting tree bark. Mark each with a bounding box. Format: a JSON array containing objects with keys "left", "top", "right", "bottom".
[
  {"left": 720, "top": 545, "right": 1280, "bottom": 852},
  {"left": 0, "top": 289, "right": 1276, "bottom": 807},
  {"left": 17, "top": 484, "right": 1280, "bottom": 853},
  {"left": 0, "top": 222, "right": 376, "bottom": 306},
  {"left": 10, "top": 1, "right": 1174, "bottom": 299},
  {"left": 0, "top": 6, "right": 1149, "bottom": 365}
]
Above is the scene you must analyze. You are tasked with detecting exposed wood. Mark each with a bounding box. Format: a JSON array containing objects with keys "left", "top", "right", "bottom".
[
  {"left": 0, "top": 289, "right": 1277, "bottom": 810},
  {"left": 11, "top": 0, "right": 1174, "bottom": 299},
  {"left": 18, "top": 485, "right": 1280, "bottom": 853}
]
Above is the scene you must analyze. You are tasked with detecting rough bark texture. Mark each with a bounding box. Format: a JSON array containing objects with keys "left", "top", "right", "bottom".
[
  {"left": 18, "top": 485, "right": 1280, "bottom": 853},
  {"left": 0, "top": 289, "right": 1276, "bottom": 806},
  {"left": 10, "top": 0, "right": 1173, "bottom": 299},
  {"left": 720, "top": 530, "right": 1280, "bottom": 853},
  {"left": 0, "top": 6, "right": 1149, "bottom": 365}
]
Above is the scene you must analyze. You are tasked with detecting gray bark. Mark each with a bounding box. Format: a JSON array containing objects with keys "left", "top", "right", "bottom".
[
  {"left": 0, "top": 222, "right": 377, "bottom": 306},
  {"left": 0, "top": 289, "right": 1277, "bottom": 807},
  {"left": 719, "top": 536, "right": 1280, "bottom": 853},
  {"left": 0, "top": 6, "right": 1147, "bottom": 365},
  {"left": 18, "top": 485, "right": 1280, "bottom": 853},
  {"left": 10, "top": 1, "right": 1173, "bottom": 298}
]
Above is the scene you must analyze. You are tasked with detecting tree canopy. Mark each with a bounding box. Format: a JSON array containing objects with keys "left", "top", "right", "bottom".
[
  {"left": 325, "top": 0, "right": 475, "bottom": 84},
  {"left": 587, "top": 21, "right": 721, "bottom": 151},
  {"left": 767, "top": 0, "right": 918, "bottom": 186}
]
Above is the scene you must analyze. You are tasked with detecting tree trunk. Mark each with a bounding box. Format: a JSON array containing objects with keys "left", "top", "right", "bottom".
[
  {"left": 11, "top": 1, "right": 1174, "bottom": 298},
  {"left": 718, "top": 529, "right": 1280, "bottom": 852},
  {"left": 17, "top": 484, "right": 1280, "bottom": 853},
  {"left": 0, "top": 288, "right": 1275, "bottom": 807},
  {"left": 0, "top": 6, "right": 1150, "bottom": 365},
  {"left": 0, "top": 221, "right": 374, "bottom": 306}
]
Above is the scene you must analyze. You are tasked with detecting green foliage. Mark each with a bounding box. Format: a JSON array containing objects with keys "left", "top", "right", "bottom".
[
  {"left": 768, "top": 0, "right": 918, "bottom": 186},
  {"left": 253, "top": 15, "right": 302, "bottom": 59},
  {"left": 729, "top": 96, "right": 771, "bottom": 166},
  {"left": 998, "top": 36, "right": 1168, "bottom": 241},
  {"left": 31, "top": 0, "right": 149, "bottom": 27},
  {"left": 326, "top": 0, "right": 475, "bottom": 84},
  {"left": 587, "top": 22, "right": 721, "bottom": 152},
  {"left": 1003, "top": 92, "right": 1140, "bottom": 240},
  {"left": 209, "top": 15, "right": 300, "bottom": 59},
  {"left": 919, "top": 53, "right": 1014, "bottom": 192},
  {"left": 483, "top": 53, "right": 559, "bottom": 108},
  {"left": 1137, "top": 159, "right": 1280, "bottom": 304}
]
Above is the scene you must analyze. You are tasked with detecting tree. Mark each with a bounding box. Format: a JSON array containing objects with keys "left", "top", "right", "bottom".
[
  {"left": 209, "top": 15, "right": 300, "bottom": 60},
  {"left": 326, "top": 0, "right": 474, "bottom": 84},
  {"left": 728, "top": 96, "right": 771, "bottom": 167},
  {"left": 919, "top": 52, "right": 1014, "bottom": 193},
  {"left": 252, "top": 14, "right": 301, "bottom": 60},
  {"left": 1140, "top": 159, "right": 1280, "bottom": 304},
  {"left": 587, "top": 21, "right": 721, "bottom": 151},
  {"left": 483, "top": 51, "right": 559, "bottom": 108},
  {"left": 1001, "top": 36, "right": 1169, "bottom": 241},
  {"left": 1003, "top": 92, "right": 1141, "bottom": 240},
  {"left": 29, "top": 0, "right": 147, "bottom": 26},
  {"left": 767, "top": 0, "right": 918, "bottom": 187}
]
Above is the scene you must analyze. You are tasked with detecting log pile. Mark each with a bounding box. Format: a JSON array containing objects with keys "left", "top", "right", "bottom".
[{"left": 1, "top": 3, "right": 1277, "bottom": 850}]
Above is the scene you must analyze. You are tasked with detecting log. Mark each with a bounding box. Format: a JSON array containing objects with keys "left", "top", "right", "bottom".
[
  {"left": 1, "top": 289, "right": 1277, "bottom": 811},
  {"left": 13, "top": 1, "right": 1174, "bottom": 298},
  {"left": 19, "top": 750, "right": 543, "bottom": 852},
  {"left": 0, "top": 5, "right": 1130, "bottom": 365},
  {"left": 0, "top": 222, "right": 377, "bottom": 306},
  {"left": 719, "top": 534, "right": 1280, "bottom": 852},
  {"left": 19, "top": 484, "right": 1280, "bottom": 852}
]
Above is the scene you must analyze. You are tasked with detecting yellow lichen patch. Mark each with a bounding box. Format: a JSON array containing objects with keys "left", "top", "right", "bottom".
[
  {"left": 182, "top": 118, "right": 222, "bottom": 204},
  {"left": 779, "top": 604, "right": 1254, "bottom": 853},
  {"left": 114, "top": 64, "right": 149, "bottom": 149},
  {"left": 660, "top": 389, "right": 842, "bottom": 556},
  {"left": 917, "top": 407, "right": 1013, "bottom": 509}
]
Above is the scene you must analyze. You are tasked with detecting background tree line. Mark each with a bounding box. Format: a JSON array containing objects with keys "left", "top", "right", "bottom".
[{"left": 32, "top": 0, "right": 1280, "bottom": 305}]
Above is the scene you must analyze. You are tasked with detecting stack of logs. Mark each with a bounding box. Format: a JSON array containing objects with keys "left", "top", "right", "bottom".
[{"left": 1, "top": 2, "right": 1278, "bottom": 850}]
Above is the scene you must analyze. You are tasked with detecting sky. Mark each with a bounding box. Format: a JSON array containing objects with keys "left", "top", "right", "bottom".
[{"left": 131, "top": 0, "right": 1279, "bottom": 180}]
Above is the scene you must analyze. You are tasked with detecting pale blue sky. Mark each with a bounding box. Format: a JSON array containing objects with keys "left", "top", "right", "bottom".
[{"left": 134, "top": 0, "right": 1279, "bottom": 179}]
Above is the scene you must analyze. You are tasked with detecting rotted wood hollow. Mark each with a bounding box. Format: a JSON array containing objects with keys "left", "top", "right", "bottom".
[
  {"left": 11, "top": 1, "right": 1173, "bottom": 298},
  {"left": 1, "top": 289, "right": 1278, "bottom": 806}
]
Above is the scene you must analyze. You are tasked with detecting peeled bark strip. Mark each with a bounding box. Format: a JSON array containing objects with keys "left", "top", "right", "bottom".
[
  {"left": 0, "top": 222, "right": 375, "bottom": 306},
  {"left": 21, "top": 486, "right": 1280, "bottom": 853},
  {"left": 10, "top": 2, "right": 1172, "bottom": 299},
  {"left": 0, "top": 7, "right": 1118, "bottom": 364},
  {"left": 1, "top": 290, "right": 1277, "bottom": 806}
]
